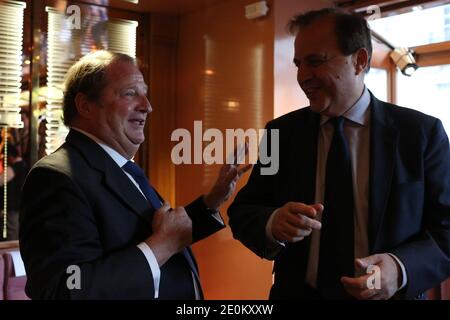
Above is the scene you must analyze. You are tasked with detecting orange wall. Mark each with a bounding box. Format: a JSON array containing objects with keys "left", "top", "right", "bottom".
[
  {"left": 175, "top": 0, "right": 275, "bottom": 299},
  {"left": 148, "top": 15, "right": 178, "bottom": 205}
]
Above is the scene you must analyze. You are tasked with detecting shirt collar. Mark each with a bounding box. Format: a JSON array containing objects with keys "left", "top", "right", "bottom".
[
  {"left": 71, "top": 127, "right": 130, "bottom": 167},
  {"left": 320, "top": 86, "right": 371, "bottom": 127}
]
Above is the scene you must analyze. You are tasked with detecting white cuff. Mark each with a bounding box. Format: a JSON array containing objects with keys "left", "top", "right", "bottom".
[
  {"left": 388, "top": 253, "right": 408, "bottom": 291},
  {"left": 137, "top": 242, "right": 161, "bottom": 299},
  {"left": 212, "top": 211, "right": 225, "bottom": 225}
]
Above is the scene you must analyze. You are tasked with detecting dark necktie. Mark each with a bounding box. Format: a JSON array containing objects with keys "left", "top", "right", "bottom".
[
  {"left": 122, "top": 161, "right": 200, "bottom": 297},
  {"left": 317, "top": 117, "right": 355, "bottom": 299},
  {"left": 122, "top": 161, "right": 162, "bottom": 210}
]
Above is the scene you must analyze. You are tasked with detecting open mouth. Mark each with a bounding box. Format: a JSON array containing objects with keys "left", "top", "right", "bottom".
[
  {"left": 303, "top": 87, "right": 322, "bottom": 99},
  {"left": 304, "top": 87, "right": 320, "bottom": 94},
  {"left": 304, "top": 90, "right": 316, "bottom": 98},
  {"left": 130, "top": 119, "right": 145, "bottom": 126}
]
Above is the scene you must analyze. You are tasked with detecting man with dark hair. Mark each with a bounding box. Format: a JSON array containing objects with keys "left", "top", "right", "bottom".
[
  {"left": 228, "top": 8, "right": 450, "bottom": 300},
  {"left": 20, "top": 50, "right": 250, "bottom": 299}
]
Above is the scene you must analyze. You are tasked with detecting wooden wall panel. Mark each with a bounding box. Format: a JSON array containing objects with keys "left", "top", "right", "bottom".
[
  {"left": 176, "top": 0, "right": 275, "bottom": 299},
  {"left": 147, "top": 15, "right": 178, "bottom": 205}
]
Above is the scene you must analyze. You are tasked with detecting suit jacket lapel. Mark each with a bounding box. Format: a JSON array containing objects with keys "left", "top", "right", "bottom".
[
  {"left": 368, "top": 96, "right": 399, "bottom": 252},
  {"left": 104, "top": 165, "right": 153, "bottom": 224},
  {"left": 296, "top": 109, "right": 320, "bottom": 204},
  {"left": 66, "top": 130, "right": 153, "bottom": 225},
  {"left": 287, "top": 110, "right": 319, "bottom": 258},
  {"left": 182, "top": 247, "right": 203, "bottom": 298}
]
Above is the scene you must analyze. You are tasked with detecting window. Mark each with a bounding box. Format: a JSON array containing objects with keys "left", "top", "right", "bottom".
[
  {"left": 369, "top": 4, "right": 450, "bottom": 47},
  {"left": 396, "top": 64, "right": 450, "bottom": 134},
  {"left": 364, "top": 68, "right": 388, "bottom": 102}
]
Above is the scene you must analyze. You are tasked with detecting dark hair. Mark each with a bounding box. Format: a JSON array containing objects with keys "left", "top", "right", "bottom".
[
  {"left": 288, "top": 7, "right": 372, "bottom": 72},
  {"left": 63, "top": 51, "right": 136, "bottom": 126}
]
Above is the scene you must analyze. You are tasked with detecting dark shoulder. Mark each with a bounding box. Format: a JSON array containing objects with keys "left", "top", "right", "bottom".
[
  {"left": 371, "top": 97, "right": 450, "bottom": 147},
  {"left": 266, "top": 107, "right": 315, "bottom": 130},
  {"left": 379, "top": 100, "right": 440, "bottom": 133},
  {"left": 31, "top": 143, "right": 85, "bottom": 178}
]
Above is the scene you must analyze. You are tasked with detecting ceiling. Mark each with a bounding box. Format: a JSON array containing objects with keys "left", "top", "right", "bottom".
[{"left": 77, "top": 0, "right": 224, "bottom": 14}]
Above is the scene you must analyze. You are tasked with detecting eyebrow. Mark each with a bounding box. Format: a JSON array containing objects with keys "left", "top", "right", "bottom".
[
  {"left": 293, "top": 53, "right": 329, "bottom": 64},
  {"left": 306, "top": 53, "right": 327, "bottom": 59},
  {"left": 124, "top": 83, "right": 148, "bottom": 91}
]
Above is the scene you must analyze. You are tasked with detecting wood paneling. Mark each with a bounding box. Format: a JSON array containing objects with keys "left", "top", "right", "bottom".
[
  {"left": 176, "top": 0, "right": 276, "bottom": 299},
  {"left": 414, "top": 41, "right": 450, "bottom": 66},
  {"left": 146, "top": 15, "right": 178, "bottom": 205}
]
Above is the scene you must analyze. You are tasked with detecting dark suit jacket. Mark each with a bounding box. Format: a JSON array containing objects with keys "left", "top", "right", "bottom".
[
  {"left": 228, "top": 94, "right": 450, "bottom": 299},
  {"left": 19, "top": 130, "right": 225, "bottom": 299}
]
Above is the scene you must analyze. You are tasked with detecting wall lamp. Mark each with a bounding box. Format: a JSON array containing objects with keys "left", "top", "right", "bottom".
[
  {"left": 389, "top": 47, "right": 418, "bottom": 76},
  {"left": 371, "top": 30, "right": 418, "bottom": 76}
]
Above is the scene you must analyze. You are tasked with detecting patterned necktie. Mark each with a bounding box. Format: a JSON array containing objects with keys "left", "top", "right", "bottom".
[
  {"left": 317, "top": 117, "right": 355, "bottom": 299},
  {"left": 122, "top": 161, "right": 200, "bottom": 284}
]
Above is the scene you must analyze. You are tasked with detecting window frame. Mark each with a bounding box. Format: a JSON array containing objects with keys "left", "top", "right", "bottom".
[{"left": 371, "top": 38, "right": 450, "bottom": 104}]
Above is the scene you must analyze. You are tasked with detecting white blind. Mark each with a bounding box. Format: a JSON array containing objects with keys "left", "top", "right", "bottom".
[
  {"left": 0, "top": 0, "right": 25, "bottom": 128},
  {"left": 44, "top": 6, "right": 138, "bottom": 155},
  {"left": 0, "top": 0, "right": 26, "bottom": 239},
  {"left": 107, "top": 18, "right": 138, "bottom": 58},
  {"left": 45, "top": 6, "right": 76, "bottom": 155}
]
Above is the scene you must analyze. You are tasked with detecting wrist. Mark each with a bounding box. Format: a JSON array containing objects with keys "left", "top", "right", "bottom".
[
  {"left": 145, "top": 234, "right": 179, "bottom": 266},
  {"left": 387, "top": 253, "right": 405, "bottom": 291},
  {"left": 203, "top": 193, "right": 220, "bottom": 211}
]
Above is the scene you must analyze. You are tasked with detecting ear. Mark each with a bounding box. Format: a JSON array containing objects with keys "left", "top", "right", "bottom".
[
  {"left": 353, "top": 48, "right": 369, "bottom": 75},
  {"left": 74, "top": 92, "right": 95, "bottom": 120}
]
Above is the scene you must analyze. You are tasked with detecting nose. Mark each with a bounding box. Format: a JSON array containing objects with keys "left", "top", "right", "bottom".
[
  {"left": 297, "top": 65, "right": 313, "bottom": 85},
  {"left": 138, "top": 95, "right": 152, "bottom": 114}
]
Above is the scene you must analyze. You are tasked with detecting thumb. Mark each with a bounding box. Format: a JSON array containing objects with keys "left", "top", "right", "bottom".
[
  {"left": 159, "top": 202, "right": 171, "bottom": 212},
  {"left": 310, "top": 203, "right": 323, "bottom": 217},
  {"left": 310, "top": 203, "right": 324, "bottom": 215},
  {"left": 356, "top": 254, "right": 381, "bottom": 269}
]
